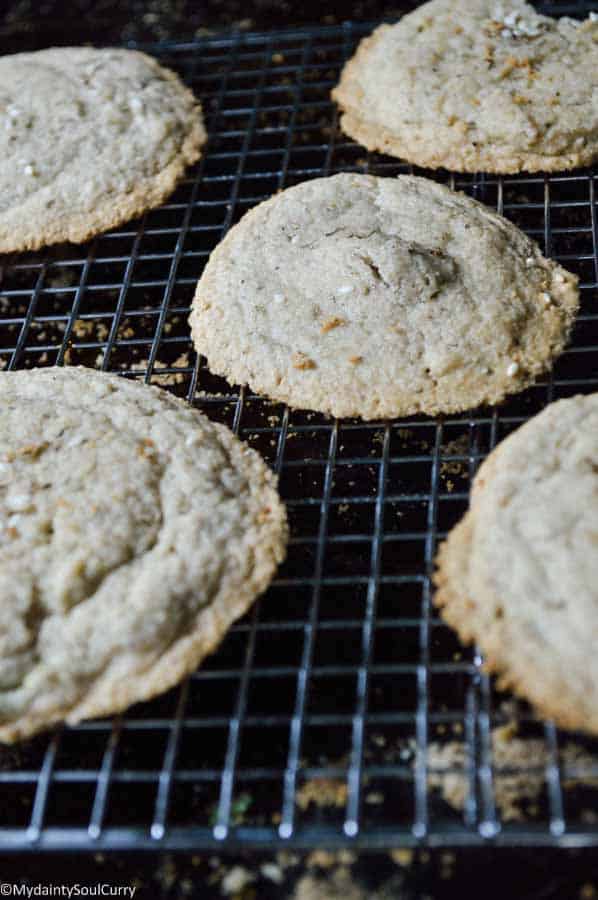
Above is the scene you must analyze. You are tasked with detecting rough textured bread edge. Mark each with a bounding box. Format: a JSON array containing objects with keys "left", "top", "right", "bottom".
[
  {"left": 332, "top": 24, "right": 598, "bottom": 175},
  {"left": 189, "top": 176, "right": 580, "bottom": 419},
  {"left": 0, "top": 368, "right": 287, "bottom": 743},
  {"left": 433, "top": 409, "right": 598, "bottom": 735},
  {"left": 0, "top": 52, "right": 206, "bottom": 254}
]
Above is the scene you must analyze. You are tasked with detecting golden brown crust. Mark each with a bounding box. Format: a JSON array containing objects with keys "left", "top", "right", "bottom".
[
  {"left": 190, "top": 173, "right": 579, "bottom": 420},
  {"left": 435, "top": 524, "right": 598, "bottom": 734},
  {"left": 0, "top": 50, "right": 206, "bottom": 253},
  {"left": 332, "top": 4, "right": 598, "bottom": 175},
  {"left": 336, "top": 110, "right": 598, "bottom": 176},
  {"left": 2, "top": 465, "right": 286, "bottom": 744},
  {"left": 434, "top": 398, "right": 598, "bottom": 736},
  {"left": 0, "top": 368, "right": 287, "bottom": 743}
]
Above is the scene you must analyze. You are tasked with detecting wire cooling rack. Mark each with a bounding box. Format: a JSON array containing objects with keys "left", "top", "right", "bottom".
[{"left": 1, "top": 3, "right": 598, "bottom": 851}]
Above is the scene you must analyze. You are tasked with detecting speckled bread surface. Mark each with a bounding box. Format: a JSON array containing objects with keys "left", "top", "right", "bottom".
[
  {"left": 435, "top": 394, "right": 598, "bottom": 735},
  {"left": 190, "top": 173, "right": 578, "bottom": 419},
  {"left": 0, "top": 47, "right": 205, "bottom": 251},
  {"left": 0, "top": 367, "right": 287, "bottom": 743},
  {"left": 333, "top": 0, "right": 598, "bottom": 173}
]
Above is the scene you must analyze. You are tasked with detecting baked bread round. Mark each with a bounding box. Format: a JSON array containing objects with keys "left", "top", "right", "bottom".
[
  {"left": 435, "top": 394, "right": 598, "bottom": 735},
  {"left": 0, "top": 367, "right": 287, "bottom": 743},
  {"left": 0, "top": 47, "right": 205, "bottom": 252},
  {"left": 332, "top": 0, "right": 598, "bottom": 174},
  {"left": 190, "top": 173, "right": 578, "bottom": 419}
]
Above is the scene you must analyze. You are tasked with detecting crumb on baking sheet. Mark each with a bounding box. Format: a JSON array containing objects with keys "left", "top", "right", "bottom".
[
  {"left": 428, "top": 721, "right": 598, "bottom": 822},
  {"left": 296, "top": 777, "right": 348, "bottom": 811}
]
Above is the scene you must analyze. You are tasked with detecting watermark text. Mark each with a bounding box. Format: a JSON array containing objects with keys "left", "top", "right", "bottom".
[{"left": 0, "top": 886, "right": 137, "bottom": 898}]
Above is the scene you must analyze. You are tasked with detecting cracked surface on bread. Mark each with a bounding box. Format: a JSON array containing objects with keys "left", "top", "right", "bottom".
[
  {"left": 435, "top": 394, "right": 598, "bottom": 735},
  {"left": 0, "top": 47, "right": 205, "bottom": 251},
  {"left": 190, "top": 173, "right": 578, "bottom": 419},
  {"left": 333, "top": 0, "right": 598, "bottom": 173},
  {"left": 0, "top": 367, "right": 287, "bottom": 743}
]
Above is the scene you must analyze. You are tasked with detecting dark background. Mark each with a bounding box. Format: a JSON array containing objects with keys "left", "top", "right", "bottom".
[
  {"left": 2, "top": 0, "right": 412, "bottom": 50},
  {"left": 1, "top": 1, "right": 598, "bottom": 897},
  {"left": 0, "top": 0, "right": 572, "bottom": 49}
]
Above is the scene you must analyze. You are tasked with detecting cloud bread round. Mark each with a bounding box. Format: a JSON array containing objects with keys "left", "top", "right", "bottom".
[
  {"left": 0, "top": 47, "right": 205, "bottom": 252},
  {"left": 0, "top": 367, "right": 287, "bottom": 743},
  {"left": 435, "top": 394, "right": 598, "bottom": 735},
  {"left": 332, "top": 0, "right": 598, "bottom": 174},
  {"left": 190, "top": 173, "right": 578, "bottom": 419}
]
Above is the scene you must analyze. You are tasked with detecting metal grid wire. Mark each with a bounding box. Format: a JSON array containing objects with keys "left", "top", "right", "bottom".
[{"left": 1, "top": 2, "right": 598, "bottom": 851}]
